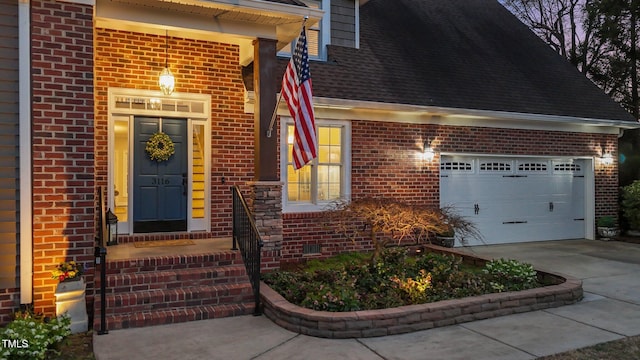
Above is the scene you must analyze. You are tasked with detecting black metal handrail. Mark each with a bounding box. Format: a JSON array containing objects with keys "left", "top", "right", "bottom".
[
  {"left": 95, "top": 187, "right": 108, "bottom": 335},
  {"left": 231, "top": 186, "right": 264, "bottom": 315}
]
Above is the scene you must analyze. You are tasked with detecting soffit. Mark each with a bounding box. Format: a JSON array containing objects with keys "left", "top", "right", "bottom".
[
  {"left": 103, "top": 0, "right": 305, "bottom": 26},
  {"left": 95, "top": 0, "right": 323, "bottom": 65}
]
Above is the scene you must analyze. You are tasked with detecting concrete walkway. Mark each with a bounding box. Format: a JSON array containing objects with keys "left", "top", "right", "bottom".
[{"left": 94, "top": 239, "right": 640, "bottom": 360}]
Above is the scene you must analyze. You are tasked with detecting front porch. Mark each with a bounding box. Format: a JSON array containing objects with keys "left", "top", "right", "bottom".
[{"left": 107, "top": 237, "right": 233, "bottom": 260}]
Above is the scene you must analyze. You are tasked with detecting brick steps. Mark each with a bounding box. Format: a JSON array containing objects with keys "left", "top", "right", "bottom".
[
  {"left": 94, "top": 249, "right": 255, "bottom": 331},
  {"left": 105, "top": 252, "right": 242, "bottom": 274},
  {"left": 104, "top": 265, "right": 248, "bottom": 293},
  {"left": 103, "top": 303, "right": 255, "bottom": 330},
  {"left": 103, "top": 284, "right": 254, "bottom": 314}
]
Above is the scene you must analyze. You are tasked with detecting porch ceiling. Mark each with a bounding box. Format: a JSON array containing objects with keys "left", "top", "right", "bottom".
[{"left": 95, "top": 0, "right": 323, "bottom": 65}]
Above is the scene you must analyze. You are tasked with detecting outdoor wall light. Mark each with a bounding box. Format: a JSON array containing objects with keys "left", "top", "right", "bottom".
[
  {"left": 599, "top": 145, "right": 614, "bottom": 165},
  {"left": 106, "top": 208, "right": 119, "bottom": 246},
  {"left": 423, "top": 138, "right": 435, "bottom": 162},
  {"left": 158, "top": 30, "right": 175, "bottom": 95},
  {"left": 601, "top": 152, "right": 614, "bottom": 165}
]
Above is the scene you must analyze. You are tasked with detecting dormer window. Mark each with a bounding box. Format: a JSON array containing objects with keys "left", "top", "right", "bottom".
[{"left": 279, "top": 0, "right": 330, "bottom": 60}]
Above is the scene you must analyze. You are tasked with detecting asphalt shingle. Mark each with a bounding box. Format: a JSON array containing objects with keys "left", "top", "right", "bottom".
[{"left": 248, "top": 0, "right": 636, "bottom": 122}]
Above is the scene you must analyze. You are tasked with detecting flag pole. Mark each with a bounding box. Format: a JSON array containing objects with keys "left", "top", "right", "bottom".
[
  {"left": 266, "top": 91, "right": 283, "bottom": 138},
  {"left": 266, "top": 16, "right": 309, "bottom": 138}
]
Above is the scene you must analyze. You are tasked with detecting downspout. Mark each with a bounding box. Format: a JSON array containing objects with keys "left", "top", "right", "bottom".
[{"left": 18, "top": 0, "right": 33, "bottom": 305}]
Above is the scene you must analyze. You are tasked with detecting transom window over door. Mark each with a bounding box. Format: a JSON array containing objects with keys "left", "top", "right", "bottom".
[
  {"left": 281, "top": 119, "right": 351, "bottom": 212},
  {"left": 109, "top": 88, "right": 210, "bottom": 235}
]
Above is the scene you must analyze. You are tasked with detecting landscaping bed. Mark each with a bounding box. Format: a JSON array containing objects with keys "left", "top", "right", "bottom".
[{"left": 261, "top": 245, "right": 583, "bottom": 338}]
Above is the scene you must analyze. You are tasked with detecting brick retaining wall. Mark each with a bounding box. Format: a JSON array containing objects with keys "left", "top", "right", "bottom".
[{"left": 261, "top": 246, "right": 583, "bottom": 339}]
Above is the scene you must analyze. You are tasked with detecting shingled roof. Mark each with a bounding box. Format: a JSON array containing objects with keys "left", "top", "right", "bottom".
[{"left": 248, "top": 0, "right": 636, "bottom": 122}]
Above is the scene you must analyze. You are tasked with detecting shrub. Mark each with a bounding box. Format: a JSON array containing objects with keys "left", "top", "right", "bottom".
[
  {"left": 597, "top": 216, "right": 616, "bottom": 228},
  {"left": 414, "top": 252, "right": 461, "bottom": 282},
  {"left": 0, "top": 310, "right": 71, "bottom": 360},
  {"left": 261, "top": 271, "right": 310, "bottom": 304},
  {"left": 391, "top": 269, "right": 433, "bottom": 303},
  {"left": 300, "top": 283, "right": 361, "bottom": 312},
  {"left": 375, "top": 247, "right": 409, "bottom": 278},
  {"left": 483, "top": 258, "right": 539, "bottom": 292},
  {"left": 432, "top": 271, "right": 489, "bottom": 300},
  {"left": 622, "top": 180, "right": 640, "bottom": 230},
  {"left": 323, "top": 198, "right": 482, "bottom": 262}
]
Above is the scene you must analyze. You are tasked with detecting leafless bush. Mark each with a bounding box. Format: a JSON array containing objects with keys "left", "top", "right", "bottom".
[{"left": 323, "top": 197, "right": 482, "bottom": 261}]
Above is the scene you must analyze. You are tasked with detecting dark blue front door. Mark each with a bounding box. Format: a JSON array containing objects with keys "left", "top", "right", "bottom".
[{"left": 133, "top": 117, "right": 187, "bottom": 233}]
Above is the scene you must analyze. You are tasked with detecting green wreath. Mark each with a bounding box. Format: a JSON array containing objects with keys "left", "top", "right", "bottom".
[{"left": 145, "top": 132, "right": 175, "bottom": 162}]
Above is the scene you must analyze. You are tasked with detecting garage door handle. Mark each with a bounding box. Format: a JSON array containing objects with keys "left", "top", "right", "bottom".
[
  {"left": 549, "top": 202, "right": 554, "bottom": 212},
  {"left": 503, "top": 221, "right": 528, "bottom": 224}
]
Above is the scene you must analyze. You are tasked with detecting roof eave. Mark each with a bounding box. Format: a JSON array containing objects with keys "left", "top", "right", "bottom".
[{"left": 312, "top": 97, "right": 640, "bottom": 129}]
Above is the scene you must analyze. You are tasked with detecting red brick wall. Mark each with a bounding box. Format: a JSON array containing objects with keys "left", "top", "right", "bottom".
[
  {"left": 0, "top": 289, "right": 20, "bottom": 325},
  {"left": 282, "top": 213, "right": 373, "bottom": 265},
  {"left": 282, "top": 121, "right": 618, "bottom": 263},
  {"left": 94, "top": 28, "right": 254, "bottom": 241},
  {"left": 31, "top": 0, "right": 95, "bottom": 316}
]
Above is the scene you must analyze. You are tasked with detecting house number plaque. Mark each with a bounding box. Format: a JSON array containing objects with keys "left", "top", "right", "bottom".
[{"left": 152, "top": 178, "right": 170, "bottom": 185}]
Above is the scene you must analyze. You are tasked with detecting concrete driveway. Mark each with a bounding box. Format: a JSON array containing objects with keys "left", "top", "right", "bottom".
[{"left": 94, "top": 239, "right": 640, "bottom": 360}]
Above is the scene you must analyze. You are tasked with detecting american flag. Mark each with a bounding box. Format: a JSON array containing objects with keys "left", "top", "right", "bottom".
[{"left": 281, "top": 26, "right": 317, "bottom": 170}]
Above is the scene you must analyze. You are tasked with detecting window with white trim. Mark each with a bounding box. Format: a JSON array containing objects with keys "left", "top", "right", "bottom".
[
  {"left": 279, "top": 0, "right": 329, "bottom": 60},
  {"left": 281, "top": 119, "right": 351, "bottom": 212}
]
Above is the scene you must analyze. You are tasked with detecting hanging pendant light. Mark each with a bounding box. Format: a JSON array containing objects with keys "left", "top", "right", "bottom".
[{"left": 158, "top": 30, "right": 175, "bottom": 95}]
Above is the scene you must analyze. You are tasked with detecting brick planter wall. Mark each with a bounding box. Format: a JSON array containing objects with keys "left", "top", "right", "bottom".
[{"left": 261, "top": 245, "right": 583, "bottom": 338}]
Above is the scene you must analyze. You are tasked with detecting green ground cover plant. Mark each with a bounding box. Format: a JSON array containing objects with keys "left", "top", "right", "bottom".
[
  {"left": 263, "top": 247, "right": 540, "bottom": 312},
  {"left": 0, "top": 309, "right": 71, "bottom": 360}
]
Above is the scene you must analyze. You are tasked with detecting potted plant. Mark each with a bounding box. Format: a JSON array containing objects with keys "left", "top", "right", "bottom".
[
  {"left": 52, "top": 261, "right": 88, "bottom": 333},
  {"left": 52, "top": 260, "right": 84, "bottom": 283},
  {"left": 596, "top": 216, "right": 619, "bottom": 241},
  {"left": 622, "top": 180, "right": 640, "bottom": 236},
  {"left": 434, "top": 223, "right": 456, "bottom": 247}
]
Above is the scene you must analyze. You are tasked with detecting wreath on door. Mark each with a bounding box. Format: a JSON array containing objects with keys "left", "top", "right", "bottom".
[{"left": 145, "top": 132, "right": 175, "bottom": 162}]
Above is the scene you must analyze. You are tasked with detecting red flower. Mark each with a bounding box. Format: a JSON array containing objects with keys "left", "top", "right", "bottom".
[{"left": 59, "top": 275, "right": 66, "bottom": 282}]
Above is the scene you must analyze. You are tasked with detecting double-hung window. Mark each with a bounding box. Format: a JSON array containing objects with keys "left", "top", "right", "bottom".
[
  {"left": 281, "top": 119, "right": 351, "bottom": 212},
  {"left": 278, "top": 0, "right": 330, "bottom": 60}
]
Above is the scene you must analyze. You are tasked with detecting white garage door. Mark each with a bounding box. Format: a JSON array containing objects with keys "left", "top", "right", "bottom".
[{"left": 440, "top": 156, "right": 586, "bottom": 246}]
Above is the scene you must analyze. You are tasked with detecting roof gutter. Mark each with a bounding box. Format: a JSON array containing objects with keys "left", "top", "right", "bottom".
[{"left": 312, "top": 97, "right": 640, "bottom": 130}]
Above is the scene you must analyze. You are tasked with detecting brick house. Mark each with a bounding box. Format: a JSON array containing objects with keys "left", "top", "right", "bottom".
[{"left": 0, "top": 0, "right": 636, "bottom": 328}]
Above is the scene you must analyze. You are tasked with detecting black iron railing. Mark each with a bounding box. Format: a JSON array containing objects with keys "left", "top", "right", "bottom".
[
  {"left": 95, "top": 188, "right": 108, "bottom": 335},
  {"left": 231, "top": 186, "right": 264, "bottom": 315}
]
